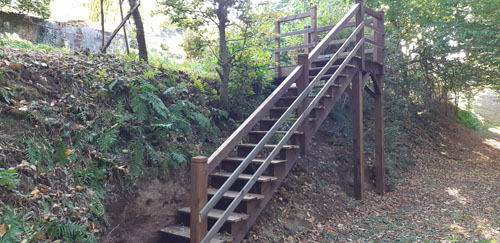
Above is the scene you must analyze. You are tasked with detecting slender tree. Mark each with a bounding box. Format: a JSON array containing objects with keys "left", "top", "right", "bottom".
[
  {"left": 159, "top": 0, "right": 251, "bottom": 106},
  {"left": 128, "top": 0, "right": 148, "bottom": 62}
]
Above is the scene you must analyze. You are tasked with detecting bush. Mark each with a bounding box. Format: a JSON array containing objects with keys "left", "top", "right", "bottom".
[{"left": 457, "top": 109, "right": 484, "bottom": 130}]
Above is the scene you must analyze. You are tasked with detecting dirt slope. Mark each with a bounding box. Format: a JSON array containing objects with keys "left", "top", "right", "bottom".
[{"left": 249, "top": 115, "right": 500, "bottom": 242}]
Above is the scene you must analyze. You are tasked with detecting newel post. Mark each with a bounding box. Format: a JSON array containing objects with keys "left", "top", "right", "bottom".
[
  {"left": 355, "top": 0, "right": 365, "bottom": 70},
  {"left": 190, "top": 156, "right": 208, "bottom": 243},
  {"left": 296, "top": 54, "right": 310, "bottom": 156},
  {"left": 274, "top": 21, "right": 281, "bottom": 77}
]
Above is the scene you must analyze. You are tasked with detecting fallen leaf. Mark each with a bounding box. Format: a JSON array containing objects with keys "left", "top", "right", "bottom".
[
  {"left": 31, "top": 188, "right": 40, "bottom": 195},
  {"left": 0, "top": 223, "right": 6, "bottom": 238}
]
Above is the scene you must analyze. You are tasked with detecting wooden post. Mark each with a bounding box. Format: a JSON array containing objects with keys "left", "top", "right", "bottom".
[
  {"left": 190, "top": 156, "right": 208, "bottom": 243},
  {"left": 353, "top": 1, "right": 365, "bottom": 201},
  {"left": 374, "top": 12, "right": 385, "bottom": 195},
  {"left": 374, "top": 74, "right": 385, "bottom": 195},
  {"left": 355, "top": 0, "right": 365, "bottom": 70},
  {"left": 303, "top": 25, "right": 311, "bottom": 54},
  {"left": 119, "top": 0, "right": 130, "bottom": 54},
  {"left": 374, "top": 11, "right": 385, "bottom": 65},
  {"left": 352, "top": 71, "right": 365, "bottom": 201},
  {"left": 296, "top": 54, "right": 310, "bottom": 156},
  {"left": 274, "top": 21, "right": 281, "bottom": 77},
  {"left": 311, "top": 5, "right": 318, "bottom": 47}
]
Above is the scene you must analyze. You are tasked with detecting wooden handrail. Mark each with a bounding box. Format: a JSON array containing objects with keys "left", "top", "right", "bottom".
[
  {"left": 279, "top": 27, "right": 315, "bottom": 38},
  {"left": 308, "top": 3, "right": 360, "bottom": 60},
  {"left": 274, "top": 43, "right": 315, "bottom": 53},
  {"left": 278, "top": 11, "right": 311, "bottom": 22},
  {"left": 206, "top": 65, "right": 303, "bottom": 173},
  {"left": 364, "top": 6, "right": 383, "bottom": 20}
]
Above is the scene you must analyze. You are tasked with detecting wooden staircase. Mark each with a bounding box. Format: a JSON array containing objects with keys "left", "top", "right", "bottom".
[{"left": 160, "top": 1, "right": 386, "bottom": 242}]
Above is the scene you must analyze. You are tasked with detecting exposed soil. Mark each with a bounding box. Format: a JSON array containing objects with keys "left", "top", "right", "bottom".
[
  {"left": 248, "top": 115, "right": 500, "bottom": 242},
  {"left": 101, "top": 167, "right": 190, "bottom": 243}
]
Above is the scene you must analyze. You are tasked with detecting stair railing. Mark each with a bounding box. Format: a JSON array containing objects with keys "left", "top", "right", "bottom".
[{"left": 197, "top": 2, "right": 366, "bottom": 242}]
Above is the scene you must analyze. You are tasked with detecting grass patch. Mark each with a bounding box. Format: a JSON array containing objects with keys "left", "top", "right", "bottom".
[{"left": 457, "top": 108, "right": 485, "bottom": 131}]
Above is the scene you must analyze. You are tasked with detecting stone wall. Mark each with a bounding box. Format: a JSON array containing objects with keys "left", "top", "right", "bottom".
[{"left": 0, "top": 11, "right": 126, "bottom": 53}]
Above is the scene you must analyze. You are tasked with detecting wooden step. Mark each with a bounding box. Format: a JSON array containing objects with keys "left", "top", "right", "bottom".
[
  {"left": 270, "top": 105, "right": 325, "bottom": 111},
  {"left": 236, "top": 143, "right": 300, "bottom": 150},
  {"left": 309, "top": 73, "right": 348, "bottom": 80},
  {"left": 260, "top": 117, "right": 318, "bottom": 123},
  {"left": 178, "top": 207, "right": 249, "bottom": 223},
  {"left": 222, "top": 157, "right": 288, "bottom": 165},
  {"left": 289, "top": 82, "right": 341, "bottom": 89},
  {"left": 248, "top": 130, "right": 304, "bottom": 135},
  {"left": 211, "top": 171, "right": 278, "bottom": 183},
  {"left": 309, "top": 64, "right": 356, "bottom": 71},
  {"left": 208, "top": 188, "right": 264, "bottom": 201},
  {"left": 160, "top": 225, "right": 232, "bottom": 243},
  {"left": 280, "top": 94, "right": 333, "bottom": 100}
]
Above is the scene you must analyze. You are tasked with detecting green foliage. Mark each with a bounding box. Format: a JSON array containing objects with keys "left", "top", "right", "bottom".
[
  {"left": 457, "top": 109, "right": 485, "bottom": 131},
  {"left": 47, "top": 219, "right": 97, "bottom": 243},
  {"left": 24, "top": 138, "right": 54, "bottom": 168},
  {"left": 0, "top": 0, "right": 53, "bottom": 19},
  {"left": 0, "top": 206, "right": 38, "bottom": 243},
  {"left": 131, "top": 81, "right": 170, "bottom": 120},
  {"left": 54, "top": 139, "right": 69, "bottom": 165},
  {"left": 0, "top": 34, "right": 68, "bottom": 53},
  {"left": 73, "top": 164, "right": 107, "bottom": 193},
  {"left": 0, "top": 168, "right": 18, "bottom": 190},
  {"left": 97, "top": 125, "right": 120, "bottom": 152},
  {"left": 128, "top": 139, "right": 145, "bottom": 180}
]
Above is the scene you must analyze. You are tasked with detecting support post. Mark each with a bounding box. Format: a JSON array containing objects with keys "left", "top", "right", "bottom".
[
  {"left": 274, "top": 21, "right": 281, "bottom": 77},
  {"left": 374, "top": 12, "right": 385, "bottom": 195},
  {"left": 355, "top": 0, "right": 365, "bottom": 70},
  {"left": 374, "top": 11, "right": 385, "bottom": 69},
  {"left": 374, "top": 75, "right": 385, "bottom": 195},
  {"left": 296, "top": 54, "right": 310, "bottom": 156},
  {"left": 311, "top": 5, "right": 318, "bottom": 46},
  {"left": 190, "top": 156, "right": 208, "bottom": 243},
  {"left": 352, "top": 72, "right": 365, "bottom": 200},
  {"left": 303, "top": 25, "right": 311, "bottom": 54}
]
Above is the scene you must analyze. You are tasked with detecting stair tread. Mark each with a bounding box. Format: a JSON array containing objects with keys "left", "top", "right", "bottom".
[
  {"left": 260, "top": 118, "right": 317, "bottom": 122},
  {"left": 309, "top": 64, "right": 356, "bottom": 71},
  {"left": 289, "top": 83, "right": 341, "bottom": 89},
  {"left": 270, "top": 105, "right": 325, "bottom": 110},
  {"left": 281, "top": 94, "right": 333, "bottom": 99},
  {"left": 211, "top": 171, "right": 278, "bottom": 182},
  {"left": 160, "top": 225, "right": 233, "bottom": 243},
  {"left": 309, "top": 73, "right": 348, "bottom": 78},
  {"left": 223, "top": 157, "right": 288, "bottom": 164},
  {"left": 208, "top": 188, "right": 265, "bottom": 201},
  {"left": 237, "top": 143, "right": 300, "bottom": 149},
  {"left": 248, "top": 130, "right": 304, "bottom": 135},
  {"left": 178, "top": 207, "right": 249, "bottom": 223}
]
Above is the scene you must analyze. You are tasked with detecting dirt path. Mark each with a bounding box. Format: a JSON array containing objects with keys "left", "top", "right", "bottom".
[{"left": 250, "top": 116, "right": 500, "bottom": 242}]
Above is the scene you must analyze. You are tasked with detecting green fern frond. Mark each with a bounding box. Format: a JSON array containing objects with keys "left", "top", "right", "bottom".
[
  {"left": 131, "top": 93, "right": 149, "bottom": 121},
  {"left": 0, "top": 168, "right": 18, "bottom": 190},
  {"left": 128, "top": 139, "right": 144, "bottom": 180},
  {"left": 140, "top": 93, "right": 169, "bottom": 120},
  {"left": 97, "top": 126, "right": 120, "bottom": 152},
  {"left": 170, "top": 151, "right": 186, "bottom": 164}
]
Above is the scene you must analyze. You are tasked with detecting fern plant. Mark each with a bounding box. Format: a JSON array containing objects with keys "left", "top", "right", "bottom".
[
  {"left": 0, "top": 168, "right": 18, "bottom": 190},
  {"left": 47, "top": 219, "right": 97, "bottom": 243},
  {"left": 97, "top": 126, "right": 120, "bottom": 152}
]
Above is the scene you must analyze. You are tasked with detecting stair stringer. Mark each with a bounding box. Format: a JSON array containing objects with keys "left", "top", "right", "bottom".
[{"left": 229, "top": 64, "right": 360, "bottom": 243}]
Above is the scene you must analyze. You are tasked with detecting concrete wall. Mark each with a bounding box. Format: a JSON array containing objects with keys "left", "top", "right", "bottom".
[{"left": 0, "top": 11, "right": 126, "bottom": 53}]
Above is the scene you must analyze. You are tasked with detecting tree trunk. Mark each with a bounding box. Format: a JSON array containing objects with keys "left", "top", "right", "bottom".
[
  {"left": 217, "top": 1, "right": 230, "bottom": 107},
  {"left": 100, "top": 0, "right": 105, "bottom": 51},
  {"left": 128, "top": 0, "right": 148, "bottom": 62}
]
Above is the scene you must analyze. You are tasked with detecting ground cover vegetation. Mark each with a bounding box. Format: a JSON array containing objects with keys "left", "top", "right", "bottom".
[{"left": 0, "top": 0, "right": 499, "bottom": 241}]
